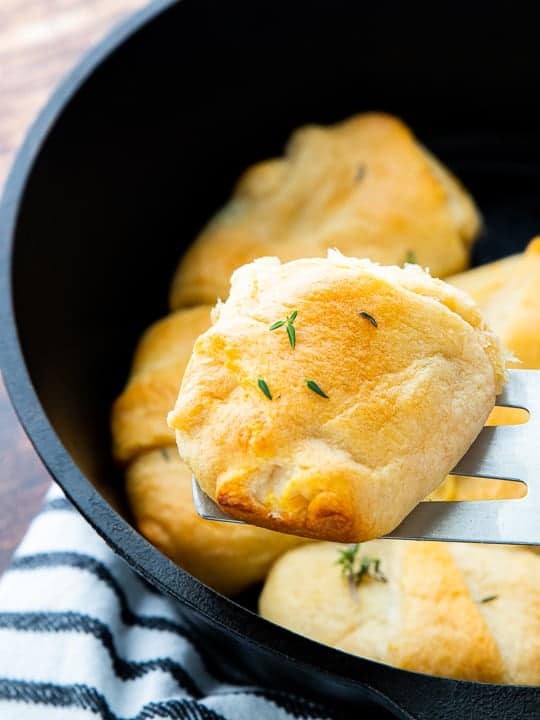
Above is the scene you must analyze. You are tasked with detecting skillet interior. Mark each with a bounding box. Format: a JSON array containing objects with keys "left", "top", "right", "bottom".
[{"left": 2, "top": 1, "right": 540, "bottom": 717}]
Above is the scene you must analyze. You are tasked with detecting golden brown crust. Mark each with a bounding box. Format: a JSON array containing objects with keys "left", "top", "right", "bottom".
[
  {"left": 169, "top": 254, "right": 506, "bottom": 542},
  {"left": 216, "top": 471, "right": 359, "bottom": 543},
  {"left": 126, "top": 448, "right": 306, "bottom": 595},
  {"left": 390, "top": 542, "right": 504, "bottom": 682},
  {"left": 259, "top": 540, "right": 540, "bottom": 684},
  {"left": 170, "top": 113, "right": 480, "bottom": 308},
  {"left": 111, "top": 306, "right": 212, "bottom": 463}
]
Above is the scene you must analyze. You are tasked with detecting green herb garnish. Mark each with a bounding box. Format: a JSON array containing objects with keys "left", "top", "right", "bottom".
[
  {"left": 480, "top": 595, "right": 498, "bottom": 604},
  {"left": 288, "top": 310, "right": 298, "bottom": 322},
  {"left": 337, "top": 544, "right": 387, "bottom": 587},
  {"left": 358, "top": 311, "right": 378, "bottom": 327},
  {"left": 403, "top": 250, "right": 418, "bottom": 265},
  {"left": 257, "top": 377, "right": 273, "bottom": 400},
  {"left": 305, "top": 379, "right": 329, "bottom": 399},
  {"left": 337, "top": 543, "right": 359, "bottom": 576},
  {"left": 355, "top": 164, "right": 366, "bottom": 182},
  {"left": 269, "top": 310, "right": 298, "bottom": 349},
  {"left": 160, "top": 448, "right": 169, "bottom": 462},
  {"left": 286, "top": 324, "right": 296, "bottom": 349}
]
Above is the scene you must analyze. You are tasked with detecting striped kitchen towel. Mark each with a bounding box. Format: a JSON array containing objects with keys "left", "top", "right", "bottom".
[{"left": 0, "top": 483, "right": 350, "bottom": 720}]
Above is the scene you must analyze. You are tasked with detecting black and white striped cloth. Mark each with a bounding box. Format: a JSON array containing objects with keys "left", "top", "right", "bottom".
[{"left": 0, "top": 483, "right": 341, "bottom": 720}]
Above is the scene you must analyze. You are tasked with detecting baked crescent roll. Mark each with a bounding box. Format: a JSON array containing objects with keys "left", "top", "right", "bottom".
[
  {"left": 259, "top": 540, "right": 540, "bottom": 684},
  {"left": 433, "top": 237, "right": 540, "bottom": 502},
  {"left": 450, "top": 237, "right": 540, "bottom": 369},
  {"left": 448, "top": 253, "right": 521, "bottom": 307},
  {"left": 111, "top": 306, "right": 212, "bottom": 463},
  {"left": 169, "top": 113, "right": 480, "bottom": 308},
  {"left": 126, "top": 448, "right": 305, "bottom": 595},
  {"left": 169, "top": 253, "right": 506, "bottom": 542}
]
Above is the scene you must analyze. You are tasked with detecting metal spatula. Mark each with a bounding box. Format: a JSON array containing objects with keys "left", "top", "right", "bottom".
[{"left": 192, "top": 369, "right": 540, "bottom": 545}]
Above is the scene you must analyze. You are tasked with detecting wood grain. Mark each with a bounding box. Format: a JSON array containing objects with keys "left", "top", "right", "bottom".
[
  {"left": 0, "top": 376, "right": 51, "bottom": 573},
  {"left": 0, "top": 0, "right": 149, "bottom": 195},
  {"left": 0, "top": 0, "right": 149, "bottom": 574}
]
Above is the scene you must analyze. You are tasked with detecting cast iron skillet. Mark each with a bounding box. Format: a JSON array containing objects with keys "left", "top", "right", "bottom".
[{"left": 1, "top": 1, "right": 540, "bottom": 717}]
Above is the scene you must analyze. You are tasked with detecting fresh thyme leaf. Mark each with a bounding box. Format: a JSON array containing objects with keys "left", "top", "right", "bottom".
[
  {"left": 257, "top": 377, "right": 273, "bottom": 400},
  {"left": 305, "top": 379, "right": 329, "bottom": 399},
  {"left": 286, "top": 323, "right": 296, "bottom": 348},
  {"left": 360, "top": 556, "right": 387, "bottom": 582},
  {"left": 480, "top": 594, "right": 498, "bottom": 604},
  {"left": 337, "top": 543, "right": 360, "bottom": 576},
  {"left": 160, "top": 448, "right": 169, "bottom": 462},
  {"left": 403, "top": 250, "right": 418, "bottom": 265},
  {"left": 355, "top": 164, "right": 366, "bottom": 182},
  {"left": 336, "top": 544, "right": 387, "bottom": 587},
  {"left": 269, "top": 310, "right": 298, "bottom": 349},
  {"left": 358, "top": 311, "right": 378, "bottom": 327}
]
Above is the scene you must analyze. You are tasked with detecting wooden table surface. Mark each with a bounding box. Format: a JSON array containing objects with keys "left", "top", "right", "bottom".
[{"left": 0, "top": 0, "right": 149, "bottom": 575}]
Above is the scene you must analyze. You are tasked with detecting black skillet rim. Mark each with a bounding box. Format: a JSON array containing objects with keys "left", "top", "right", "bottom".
[{"left": 0, "top": 0, "right": 536, "bottom": 711}]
